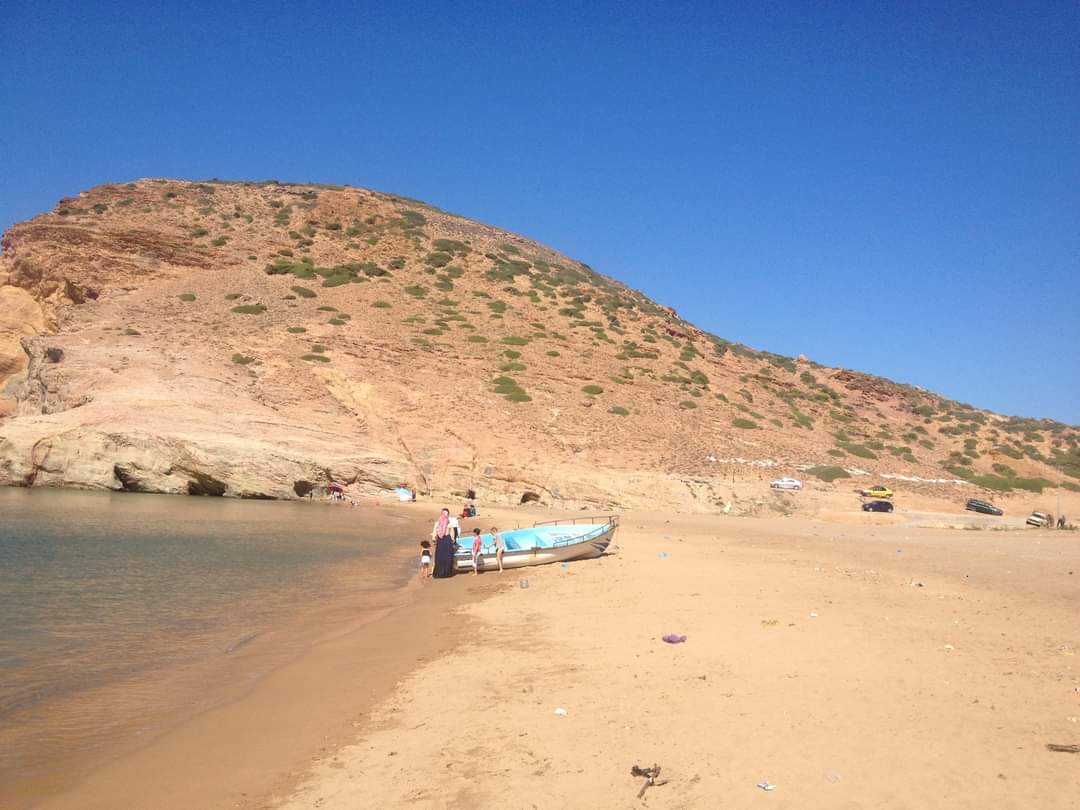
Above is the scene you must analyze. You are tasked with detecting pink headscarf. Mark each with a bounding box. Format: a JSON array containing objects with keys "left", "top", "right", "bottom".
[{"left": 435, "top": 508, "right": 450, "bottom": 538}]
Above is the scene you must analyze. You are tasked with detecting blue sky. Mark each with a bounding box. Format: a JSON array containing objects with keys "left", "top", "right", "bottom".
[{"left": 2, "top": 1, "right": 1078, "bottom": 422}]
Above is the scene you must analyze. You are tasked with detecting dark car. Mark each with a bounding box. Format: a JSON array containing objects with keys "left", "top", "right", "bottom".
[
  {"left": 862, "top": 500, "right": 894, "bottom": 513},
  {"left": 965, "top": 498, "right": 1003, "bottom": 516}
]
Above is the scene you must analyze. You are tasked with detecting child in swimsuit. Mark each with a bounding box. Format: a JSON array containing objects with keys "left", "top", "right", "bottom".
[
  {"left": 419, "top": 540, "right": 432, "bottom": 579},
  {"left": 470, "top": 528, "right": 483, "bottom": 575}
]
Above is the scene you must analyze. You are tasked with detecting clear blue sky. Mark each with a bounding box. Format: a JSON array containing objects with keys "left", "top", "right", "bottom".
[{"left": 2, "top": 1, "right": 1078, "bottom": 423}]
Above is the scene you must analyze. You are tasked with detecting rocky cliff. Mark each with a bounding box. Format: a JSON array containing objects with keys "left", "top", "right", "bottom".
[{"left": 1, "top": 179, "right": 1076, "bottom": 508}]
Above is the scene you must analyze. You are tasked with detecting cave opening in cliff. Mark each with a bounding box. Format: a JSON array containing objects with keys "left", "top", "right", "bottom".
[{"left": 519, "top": 491, "right": 540, "bottom": 504}]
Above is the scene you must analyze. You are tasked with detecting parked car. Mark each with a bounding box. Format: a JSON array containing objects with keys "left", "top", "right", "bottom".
[
  {"left": 863, "top": 500, "right": 894, "bottom": 513},
  {"left": 770, "top": 478, "right": 803, "bottom": 491},
  {"left": 965, "top": 498, "right": 1003, "bottom": 516},
  {"left": 1026, "top": 511, "right": 1050, "bottom": 528},
  {"left": 861, "top": 485, "right": 893, "bottom": 499}
]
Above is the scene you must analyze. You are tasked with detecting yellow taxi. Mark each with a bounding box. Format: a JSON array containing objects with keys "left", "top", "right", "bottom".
[{"left": 861, "top": 485, "right": 893, "bottom": 499}]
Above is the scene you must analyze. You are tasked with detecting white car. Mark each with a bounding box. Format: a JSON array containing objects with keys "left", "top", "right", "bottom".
[
  {"left": 770, "top": 478, "right": 803, "bottom": 491},
  {"left": 1026, "top": 511, "right": 1050, "bottom": 528}
]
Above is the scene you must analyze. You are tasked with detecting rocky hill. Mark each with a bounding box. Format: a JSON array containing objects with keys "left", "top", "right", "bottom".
[{"left": 1, "top": 179, "right": 1077, "bottom": 510}]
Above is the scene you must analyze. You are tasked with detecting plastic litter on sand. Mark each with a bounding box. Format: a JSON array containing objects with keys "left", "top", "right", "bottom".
[
  {"left": 662, "top": 634, "right": 688, "bottom": 644},
  {"left": 756, "top": 782, "right": 777, "bottom": 791},
  {"left": 519, "top": 579, "right": 529, "bottom": 589},
  {"left": 659, "top": 551, "right": 669, "bottom": 559},
  {"left": 554, "top": 707, "right": 568, "bottom": 717}
]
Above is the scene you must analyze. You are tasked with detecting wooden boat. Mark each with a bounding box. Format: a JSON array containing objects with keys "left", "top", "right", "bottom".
[{"left": 453, "top": 515, "right": 618, "bottom": 573}]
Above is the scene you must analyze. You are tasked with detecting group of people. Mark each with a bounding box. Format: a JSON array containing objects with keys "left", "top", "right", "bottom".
[{"left": 420, "top": 507, "right": 505, "bottom": 579}]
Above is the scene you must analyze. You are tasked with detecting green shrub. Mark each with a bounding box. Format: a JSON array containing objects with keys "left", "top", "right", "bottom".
[
  {"left": 838, "top": 443, "right": 877, "bottom": 460},
  {"left": 689, "top": 370, "right": 709, "bottom": 387},
  {"left": 502, "top": 336, "right": 529, "bottom": 346},
  {"left": 422, "top": 327, "right": 444, "bottom": 335},
  {"left": 432, "top": 238, "right": 470, "bottom": 254},
  {"left": 424, "top": 252, "right": 452, "bottom": 268},
  {"left": 582, "top": 385, "right": 604, "bottom": 396},
  {"left": 1062, "top": 481, "right": 1080, "bottom": 493},
  {"left": 769, "top": 418, "right": 783, "bottom": 428},
  {"left": 610, "top": 406, "right": 630, "bottom": 416},
  {"left": 808, "top": 465, "right": 850, "bottom": 482},
  {"left": 1011, "top": 477, "right": 1055, "bottom": 493},
  {"left": 286, "top": 326, "right": 307, "bottom": 333},
  {"left": 178, "top": 293, "right": 196, "bottom": 302},
  {"left": 732, "top": 418, "right": 757, "bottom": 429},
  {"left": 503, "top": 349, "right": 521, "bottom": 359},
  {"left": 302, "top": 353, "right": 330, "bottom": 363},
  {"left": 231, "top": 354, "right": 255, "bottom": 365},
  {"left": 291, "top": 285, "right": 316, "bottom": 298},
  {"left": 500, "top": 362, "right": 526, "bottom": 372},
  {"left": 232, "top": 304, "right": 266, "bottom": 315},
  {"left": 191, "top": 228, "right": 209, "bottom": 237},
  {"left": 827, "top": 449, "right": 845, "bottom": 457},
  {"left": 328, "top": 317, "right": 346, "bottom": 325},
  {"left": 211, "top": 237, "right": 228, "bottom": 247},
  {"left": 224, "top": 293, "right": 241, "bottom": 300},
  {"left": 466, "top": 335, "right": 488, "bottom": 343},
  {"left": 371, "top": 300, "right": 392, "bottom": 308},
  {"left": 505, "top": 389, "right": 532, "bottom": 402},
  {"left": 404, "top": 286, "right": 427, "bottom": 298},
  {"left": 679, "top": 400, "right": 698, "bottom": 410},
  {"left": 546, "top": 350, "right": 560, "bottom": 357},
  {"left": 310, "top": 344, "right": 326, "bottom": 353}
]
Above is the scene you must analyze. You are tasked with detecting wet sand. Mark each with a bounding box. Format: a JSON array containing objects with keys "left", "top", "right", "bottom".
[
  {"left": 34, "top": 555, "right": 499, "bottom": 810},
  {"left": 275, "top": 508, "right": 1080, "bottom": 809}
]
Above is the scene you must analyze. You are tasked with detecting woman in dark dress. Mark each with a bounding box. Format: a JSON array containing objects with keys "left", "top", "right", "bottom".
[{"left": 432, "top": 508, "right": 456, "bottom": 578}]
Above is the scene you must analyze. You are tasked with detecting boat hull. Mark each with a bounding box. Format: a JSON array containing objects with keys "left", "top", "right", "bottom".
[{"left": 453, "top": 524, "right": 616, "bottom": 573}]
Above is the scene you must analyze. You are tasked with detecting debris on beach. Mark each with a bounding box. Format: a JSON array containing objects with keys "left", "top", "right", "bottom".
[
  {"left": 1046, "top": 743, "right": 1079, "bottom": 754},
  {"left": 662, "top": 634, "right": 687, "bottom": 644},
  {"left": 756, "top": 781, "right": 777, "bottom": 791},
  {"left": 631, "top": 764, "right": 667, "bottom": 798},
  {"left": 553, "top": 707, "right": 568, "bottom": 716}
]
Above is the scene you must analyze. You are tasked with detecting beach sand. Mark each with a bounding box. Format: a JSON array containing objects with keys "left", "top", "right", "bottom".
[{"left": 273, "top": 507, "right": 1080, "bottom": 809}]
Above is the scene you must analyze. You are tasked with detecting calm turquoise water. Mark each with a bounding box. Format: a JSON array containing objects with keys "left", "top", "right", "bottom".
[{"left": 0, "top": 488, "right": 423, "bottom": 802}]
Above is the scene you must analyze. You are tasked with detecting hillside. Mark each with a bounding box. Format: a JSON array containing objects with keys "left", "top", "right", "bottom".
[{"left": 1, "top": 179, "right": 1077, "bottom": 510}]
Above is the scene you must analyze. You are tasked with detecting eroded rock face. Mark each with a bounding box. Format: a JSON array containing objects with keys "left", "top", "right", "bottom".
[
  {"left": 0, "top": 178, "right": 1074, "bottom": 509},
  {"left": 0, "top": 286, "right": 45, "bottom": 394}
]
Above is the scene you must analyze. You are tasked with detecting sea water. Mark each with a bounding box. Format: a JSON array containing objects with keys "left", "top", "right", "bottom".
[{"left": 0, "top": 488, "right": 424, "bottom": 803}]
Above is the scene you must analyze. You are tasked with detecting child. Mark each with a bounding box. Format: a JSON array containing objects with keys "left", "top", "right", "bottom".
[
  {"left": 491, "top": 526, "right": 505, "bottom": 573},
  {"left": 419, "top": 540, "right": 432, "bottom": 580},
  {"left": 471, "top": 528, "right": 484, "bottom": 575}
]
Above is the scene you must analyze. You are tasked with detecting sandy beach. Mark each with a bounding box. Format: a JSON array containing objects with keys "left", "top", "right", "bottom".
[
  {"left": 273, "top": 503, "right": 1080, "bottom": 810},
  {"left": 24, "top": 492, "right": 1079, "bottom": 810}
]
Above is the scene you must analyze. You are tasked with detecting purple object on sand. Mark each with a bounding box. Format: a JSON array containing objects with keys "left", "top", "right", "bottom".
[{"left": 662, "top": 634, "right": 688, "bottom": 644}]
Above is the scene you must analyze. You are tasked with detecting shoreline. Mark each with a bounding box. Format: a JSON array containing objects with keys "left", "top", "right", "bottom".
[
  {"left": 1, "top": 497, "right": 454, "bottom": 810},
  {"left": 31, "top": 546, "right": 497, "bottom": 810}
]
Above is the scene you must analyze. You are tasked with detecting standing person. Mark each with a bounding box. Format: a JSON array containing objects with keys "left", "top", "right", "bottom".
[
  {"left": 432, "top": 508, "right": 456, "bottom": 578},
  {"left": 491, "top": 526, "right": 505, "bottom": 573},
  {"left": 470, "top": 528, "right": 484, "bottom": 575},
  {"left": 449, "top": 512, "right": 461, "bottom": 542},
  {"left": 419, "top": 540, "right": 432, "bottom": 580}
]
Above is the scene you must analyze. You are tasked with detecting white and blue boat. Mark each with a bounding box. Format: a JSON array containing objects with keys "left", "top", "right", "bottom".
[{"left": 454, "top": 515, "right": 618, "bottom": 573}]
